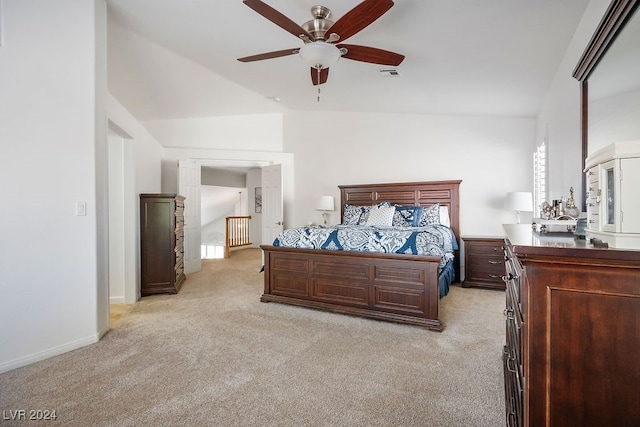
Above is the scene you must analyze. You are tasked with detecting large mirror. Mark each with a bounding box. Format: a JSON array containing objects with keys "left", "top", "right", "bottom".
[
  {"left": 573, "top": 0, "right": 640, "bottom": 211},
  {"left": 588, "top": 6, "right": 640, "bottom": 152}
]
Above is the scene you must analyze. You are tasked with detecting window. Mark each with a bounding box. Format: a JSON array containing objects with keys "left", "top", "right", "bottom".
[{"left": 533, "top": 141, "right": 546, "bottom": 218}]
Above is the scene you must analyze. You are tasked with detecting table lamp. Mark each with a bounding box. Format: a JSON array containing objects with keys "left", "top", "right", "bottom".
[
  {"left": 316, "top": 195, "right": 335, "bottom": 225},
  {"left": 505, "top": 192, "right": 533, "bottom": 224}
]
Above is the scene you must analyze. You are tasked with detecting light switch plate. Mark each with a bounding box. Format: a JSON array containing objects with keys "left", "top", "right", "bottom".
[{"left": 75, "top": 201, "right": 87, "bottom": 216}]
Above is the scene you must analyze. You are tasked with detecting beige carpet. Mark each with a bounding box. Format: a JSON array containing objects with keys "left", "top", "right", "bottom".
[{"left": 0, "top": 248, "right": 506, "bottom": 426}]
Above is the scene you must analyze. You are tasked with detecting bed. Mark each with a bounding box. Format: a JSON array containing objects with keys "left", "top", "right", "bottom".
[{"left": 260, "top": 180, "right": 461, "bottom": 331}]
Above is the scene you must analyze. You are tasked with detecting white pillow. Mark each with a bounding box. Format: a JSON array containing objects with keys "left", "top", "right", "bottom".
[
  {"left": 366, "top": 205, "right": 396, "bottom": 226},
  {"left": 439, "top": 206, "right": 451, "bottom": 228}
]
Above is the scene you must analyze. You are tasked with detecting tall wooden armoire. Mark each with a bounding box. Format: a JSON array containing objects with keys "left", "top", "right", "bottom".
[{"left": 140, "top": 194, "right": 185, "bottom": 296}]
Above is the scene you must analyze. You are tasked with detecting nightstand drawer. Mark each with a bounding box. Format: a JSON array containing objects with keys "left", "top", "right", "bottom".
[
  {"left": 465, "top": 239, "right": 503, "bottom": 255},
  {"left": 466, "top": 258, "right": 504, "bottom": 279}
]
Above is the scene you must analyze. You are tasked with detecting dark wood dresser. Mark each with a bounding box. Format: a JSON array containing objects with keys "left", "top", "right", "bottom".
[
  {"left": 140, "top": 194, "right": 185, "bottom": 296},
  {"left": 462, "top": 236, "right": 505, "bottom": 289},
  {"left": 502, "top": 224, "right": 640, "bottom": 427}
]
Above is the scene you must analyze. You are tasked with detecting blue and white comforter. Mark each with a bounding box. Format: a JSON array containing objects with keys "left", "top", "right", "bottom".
[{"left": 273, "top": 224, "right": 458, "bottom": 271}]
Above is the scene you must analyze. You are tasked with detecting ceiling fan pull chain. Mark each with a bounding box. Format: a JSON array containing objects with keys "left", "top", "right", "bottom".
[{"left": 317, "top": 68, "right": 321, "bottom": 102}]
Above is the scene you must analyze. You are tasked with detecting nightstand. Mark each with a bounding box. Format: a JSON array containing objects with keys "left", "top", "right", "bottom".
[{"left": 461, "top": 236, "right": 505, "bottom": 290}]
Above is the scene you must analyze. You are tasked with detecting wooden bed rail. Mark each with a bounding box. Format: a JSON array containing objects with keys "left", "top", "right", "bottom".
[{"left": 225, "top": 215, "right": 252, "bottom": 258}]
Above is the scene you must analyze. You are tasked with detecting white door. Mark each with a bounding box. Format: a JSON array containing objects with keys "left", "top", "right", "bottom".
[
  {"left": 262, "top": 164, "right": 283, "bottom": 245},
  {"left": 178, "top": 159, "right": 201, "bottom": 274}
]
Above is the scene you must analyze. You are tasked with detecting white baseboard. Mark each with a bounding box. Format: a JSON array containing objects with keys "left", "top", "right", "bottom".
[
  {"left": 97, "top": 323, "right": 110, "bottom": 340},
  {"left": 0, "top": 333, "right": 100, "bottom": 374},
  {"left": 110, "top": 295, "right": 126, "bottom": 304}
]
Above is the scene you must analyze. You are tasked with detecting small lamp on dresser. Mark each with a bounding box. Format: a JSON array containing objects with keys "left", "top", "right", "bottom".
[
  {"left": 316, "top": 195, "right": 335, "bottom": 226},
  {"left": 505, "top": 191, "right": 533, "bottom": 224}
]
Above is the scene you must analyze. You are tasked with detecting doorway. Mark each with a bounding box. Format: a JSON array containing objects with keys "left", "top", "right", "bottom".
[{"left": 107, "top": 125, "right": 137, "bottom": 309}]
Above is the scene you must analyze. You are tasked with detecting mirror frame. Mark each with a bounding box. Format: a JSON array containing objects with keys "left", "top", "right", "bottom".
[{"left": 573, "top": 0, "right": 640, "bottom": 211}]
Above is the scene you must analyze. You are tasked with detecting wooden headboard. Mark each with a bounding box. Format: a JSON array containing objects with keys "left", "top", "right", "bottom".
[
  {"left": 338, "top": 180, "right": 461, "bottom": 239},
  {"left": 339, "top": 180, "right": 462, "bottom": 279}
]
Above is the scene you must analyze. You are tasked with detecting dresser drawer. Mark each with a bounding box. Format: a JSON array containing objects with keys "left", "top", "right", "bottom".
[
  {"left": 503, "top": 345, "right": 523, "bottom": 427},
  {"left": 462, "top": 237, "right": 505, "bottom": 289}
]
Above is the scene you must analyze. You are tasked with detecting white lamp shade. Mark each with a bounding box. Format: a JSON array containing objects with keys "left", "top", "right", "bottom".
[
  {"left": 299, "top": 42, "right": 341, "bottom": 69},
  {"left": 316, "top": 195, "right": 335, "bottom": 211},
  {"left": 505, "top": 192, "right": 533, "bottom": 212}
]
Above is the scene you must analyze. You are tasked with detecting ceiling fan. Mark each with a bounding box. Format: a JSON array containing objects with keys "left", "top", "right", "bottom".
[{"left": 237, "top": 0, "right": 405, "bottom": 86}]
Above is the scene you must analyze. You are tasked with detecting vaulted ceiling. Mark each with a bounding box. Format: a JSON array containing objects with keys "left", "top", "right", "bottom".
[{"left": 106, "top": 0, "right": 591, "bottom": 122}]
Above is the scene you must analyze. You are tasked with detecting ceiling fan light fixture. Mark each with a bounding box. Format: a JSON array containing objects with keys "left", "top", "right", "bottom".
[{"left": 299, "top": 41, "right": 341, "bottom": 69}]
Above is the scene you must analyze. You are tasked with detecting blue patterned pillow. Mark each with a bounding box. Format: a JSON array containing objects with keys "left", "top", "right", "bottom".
[
  {"left": 343, "top": 204, "right": 363, "bottom": 225},
  {"left": 393, "top": 205, "right": 424, "bottom": 227},
  {"left": 418, "top": 203, "right": 441, "bottom": 226},
  {"left": 356, "top": 205, "right": 373, "bottom": 224}
]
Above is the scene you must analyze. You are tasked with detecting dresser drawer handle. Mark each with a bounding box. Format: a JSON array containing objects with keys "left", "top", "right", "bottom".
[
  {"left": 503, "top": 273, "right": 517, "bottom": 281},
  {"left": 488, "top": 260, "right": 501, "bottom": 264},
  {"left": 489, "top": 274, "right": 502, "bottom": 278}
]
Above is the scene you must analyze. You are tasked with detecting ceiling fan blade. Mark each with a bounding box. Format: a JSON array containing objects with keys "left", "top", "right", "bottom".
[
  {"left": 337, "top": 44, "right": 404, "bottom": 66},
  {"left": 327, "top": 0, "right": 394, "bottom": 42},
  {"left": 243, "top": 0, "right": 312, "bottom": 41},
  {"left": 238, "top": 48, "right": 299, "bottom": 62},
  {"left": 311, "top": 68, "right": 329, "bottom": 86}
]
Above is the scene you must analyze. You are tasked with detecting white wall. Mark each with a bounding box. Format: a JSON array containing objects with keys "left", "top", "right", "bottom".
[
  {"left": 536, "top": 0, "right": 611, "bottom": 207},
  {"left": 95, "top": 0, "right": 110, "bottom": 342},
  {"left": 143, "top": 115, "right": 283, "bottom": 151},
  {"left": 155, "top": 111, "right": 534, "bottom": 237},
  {"left": 105, "top": 94, "right": 163, "bottom": 195},
  {"left": 283, "top": 111, "right": 536, "bottom": 236},
  {"left": 0, "top": 0, "right": 103, "bottom": 372},
  {"left": 0, "top": 1, "right": 165, "bottom": 371}
]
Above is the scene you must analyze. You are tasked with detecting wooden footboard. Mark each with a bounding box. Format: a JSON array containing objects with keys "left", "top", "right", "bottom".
[{"left": 261, "top": 245, "right": 444, "bottom": 331}]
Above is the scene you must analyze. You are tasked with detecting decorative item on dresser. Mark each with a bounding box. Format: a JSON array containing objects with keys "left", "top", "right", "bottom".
[
  {"left": 140, "top": 194, "right": 186, "bottom": 296},
  {"left": 502, "top": 224, "right": 640, "bottom": 427},
  {"left": 584, "top": 140, "right": 640, "bottom": 248},
  {"left": 461, "top": 237, "right": 505, "bottom": 290}
]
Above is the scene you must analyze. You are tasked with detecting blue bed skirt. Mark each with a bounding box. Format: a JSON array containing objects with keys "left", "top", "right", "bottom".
[{"left": 439, "top": 259, "right": 455, "bottom": 298}]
